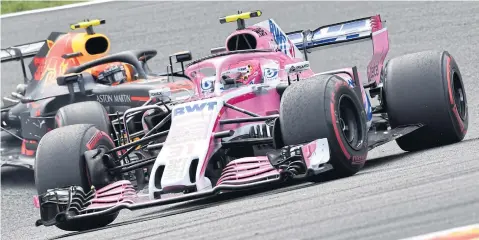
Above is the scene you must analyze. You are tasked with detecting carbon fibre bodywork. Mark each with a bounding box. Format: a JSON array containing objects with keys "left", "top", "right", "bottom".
[{"left": 1, "top": 21, "right": 194, "bottom": 168}]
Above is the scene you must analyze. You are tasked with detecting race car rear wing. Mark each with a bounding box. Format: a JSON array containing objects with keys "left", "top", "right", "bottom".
[
  {"left": 286, "top": 15, "right": 389, "bottom": 87},
  {"left": 1, "top": 40, "right": 46, "bottom": 83},
  {"left": 286, "top": 15, "right": 385, "bottom": 51},
  {"left": 1, "top": 40, "right": 45, "bottom": 63}
]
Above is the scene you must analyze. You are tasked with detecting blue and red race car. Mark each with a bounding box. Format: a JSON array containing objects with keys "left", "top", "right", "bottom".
[{"left": 1, "top": 19, "right": 195, "bottom": 169}]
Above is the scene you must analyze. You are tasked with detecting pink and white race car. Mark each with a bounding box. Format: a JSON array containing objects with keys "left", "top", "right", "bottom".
[{"left": 33, "top": 10, "right": 468, "bottom": 231}]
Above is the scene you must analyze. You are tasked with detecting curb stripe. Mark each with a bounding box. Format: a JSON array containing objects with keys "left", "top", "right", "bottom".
[
  {"left": 0, "top": 0, "right": 116, "bottom": 19},
  {"left": 401, "top": 224, "right": 479, "bottom": 240}
]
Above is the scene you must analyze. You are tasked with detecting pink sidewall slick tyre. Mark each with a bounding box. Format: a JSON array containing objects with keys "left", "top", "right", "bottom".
[
  {"left": 279, "top": 74, "right": 368, "bottom": 178},
  {"left": 383, "top": 50, "right": 468, "bottom": 152}
]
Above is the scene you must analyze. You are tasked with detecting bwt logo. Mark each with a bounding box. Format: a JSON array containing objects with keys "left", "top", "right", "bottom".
[
  {"left": 269, "top": 20, "right": 295, "bottom": 57},
  {"left": 174, "top": 101, "right": 218, "bottom": 116},
  {"left": 264, "top": 68, "right": 278, "bottom": 78}
]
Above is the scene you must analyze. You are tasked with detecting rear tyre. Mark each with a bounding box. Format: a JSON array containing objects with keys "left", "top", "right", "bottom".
[
  {"left": 279, "top": 74, "right": 368, "bottom": 178},
  {"left": 55, "top": 101, "right": 111, "bottom": 134},
  {"left": 35, "top": 124, "right": 118, "bottom": 231},
  {"left": 383, "top": 50, "right": 468, "bottom": 152}
]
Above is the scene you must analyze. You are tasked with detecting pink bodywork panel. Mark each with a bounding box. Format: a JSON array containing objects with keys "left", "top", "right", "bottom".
[
  {"left": 366, "top": 15, "right": 390, "bottom": 86},
  {"left": 88, "top": 180, "right": 137, "bottom": 210},
  {"left": 216, "top": 157, "right": 280, "bottom": 186}
]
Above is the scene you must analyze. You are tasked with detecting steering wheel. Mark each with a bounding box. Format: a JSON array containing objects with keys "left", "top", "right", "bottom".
[{"left": 65, "top": 49, "right": 157, "bottom": 79}]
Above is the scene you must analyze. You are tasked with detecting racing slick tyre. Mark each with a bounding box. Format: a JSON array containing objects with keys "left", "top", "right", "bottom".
[
  {"left": 54, "top": 101, "right": 111, "bottom": 134},
  {"left": 383, "top": 50, "right": 468, "bottom": 152},
  {"left": 35, "top": 124, "right": 119, "bottom": 231},
  {"left": 279, "top": 74, "right": 368, "bottom": 178}
]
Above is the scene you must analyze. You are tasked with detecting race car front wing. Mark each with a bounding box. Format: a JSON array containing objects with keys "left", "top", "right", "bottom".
[
  {"left": 34, "top": 138, "right": 333, "bottom": 227},
  {"left": 33, "top": 119, "right": 423, "bottom": 227}
]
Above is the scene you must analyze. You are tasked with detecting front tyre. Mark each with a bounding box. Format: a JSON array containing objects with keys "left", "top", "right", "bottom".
[
  {"left": 35, "top": 124, "right": 118, "bottom": 231},
  {"left": 279, "top": 74, "right": 368, "bottom": 177},
  {"left": 55, "top": 101, "right": 111, "bottom": 134}
]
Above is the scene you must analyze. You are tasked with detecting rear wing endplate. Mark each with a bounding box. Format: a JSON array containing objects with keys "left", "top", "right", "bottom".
[
  {"left": 1, "top": 40, "right": 45, "bottom": 63},
  {"left": 286, "top": 15, "right": 389, "bottom": 87},
  {"left": 1, "top": 40, "right": 46, "bottom": 83}
]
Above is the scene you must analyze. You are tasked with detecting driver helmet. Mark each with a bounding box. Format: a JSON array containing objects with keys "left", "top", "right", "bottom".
[
  {"left": 90, "top": 62, "right": 136, "bottom": 85},
  {"left": 242, "top": 64, "right": 262, "bottom": 85},
  {"left": 221, "top": 63, "right": 262, "bottom": 87}
]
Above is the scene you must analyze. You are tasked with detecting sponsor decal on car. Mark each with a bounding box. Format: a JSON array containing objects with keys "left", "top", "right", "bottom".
[
  {"left": 285, "top": 61, "right": 310, "bottom": 74},
  {"left": 268, "top": 19, "right": 295, "bottom": 58},
  {"left": 149, "top": 88, "right": 171, "bottom": 101},
  {"left": 263, "top": 68, "right": 279, "bottom": 81},
  {"left": 200, "top": 76, "right": 215, "bottom": 93},
  {"left": 251, "top": 27, "right": 268, "bottom": 37},
  {"left": 221, "top": 65, "right": 250, "bottom": 76},
  {"left": 368, "top": 63, "right": 379, "bottom": 79},
  {"left": 96, "top": 94, "right": 131, "bottom": 103},
  {"left": 149, "top": 87, "right": 171, "bottom": 97},
  {"left": 269, "top": 40, "right": 279, "bottom": 51},
  {"left": 174, "top": 101, "right": 218, "bottom": 116}
]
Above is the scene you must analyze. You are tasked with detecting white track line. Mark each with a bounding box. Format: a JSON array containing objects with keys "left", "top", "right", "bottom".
[
  {"left": 400, "top": 224, "right": 479, "bottom": 240},
  {"left": 0, "top": 0, "right": 116, "bottom": 19}
]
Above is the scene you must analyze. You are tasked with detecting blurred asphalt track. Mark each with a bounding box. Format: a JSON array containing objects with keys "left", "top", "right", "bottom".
[{"left": 1, "top": 1, "right": 479, "bottom": 240}]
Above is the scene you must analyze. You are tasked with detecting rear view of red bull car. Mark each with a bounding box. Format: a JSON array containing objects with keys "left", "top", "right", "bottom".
[{"left": 33, "top": 11, "right": 468, "bottom": 231}]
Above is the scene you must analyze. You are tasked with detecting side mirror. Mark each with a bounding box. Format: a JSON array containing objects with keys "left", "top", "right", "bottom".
[
  {"left": 172, "top": 51, "right": 192, "bottom": 63},
  {"left": 56, "top": 73, "right": 81, "bottom": 86},
  {"left": 211, "top": 47, "right": 227, "bottom": 55},
  {"left": 56, "top": 73, "right": 86, "bottom": 103},
  {"left": 167, "top": 51, "right": 193, "bottom": 79}
]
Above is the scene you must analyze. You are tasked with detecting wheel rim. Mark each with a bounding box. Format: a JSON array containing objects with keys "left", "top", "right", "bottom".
[
  {"left": 452, "top": 72, "right": 467, "bottom": 121},
  {"left": 338, "top": 95, "right": 364, "bottom": 150}
]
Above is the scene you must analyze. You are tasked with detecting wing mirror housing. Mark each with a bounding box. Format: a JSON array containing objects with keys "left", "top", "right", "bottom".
[
  {"left": 211, "top": 47, "right": 227, "bottom": 55},
  {"left": 57, "top": 73, "right": 86, "bottom": 103},
  {"left": 167, "top": 51, "right": 193, "bottom": 80},
  {"left": 173, "top": 51, "right": 192, "bottom": 63}
]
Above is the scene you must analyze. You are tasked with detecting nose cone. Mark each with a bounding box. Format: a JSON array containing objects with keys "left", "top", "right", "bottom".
[{"left": 148, "top": 98, "right": 222, "bottom": 199}]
